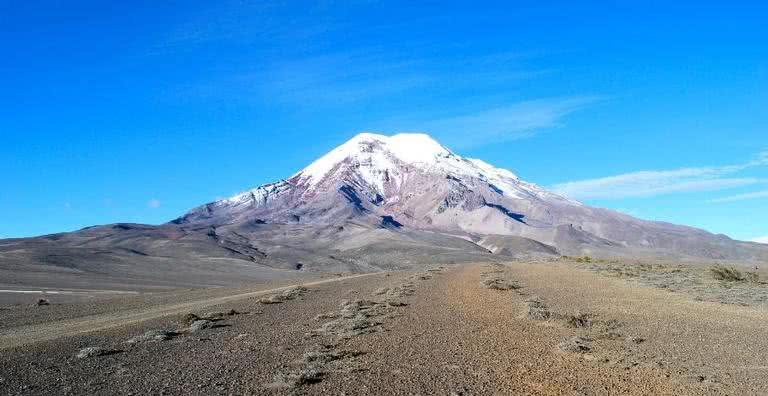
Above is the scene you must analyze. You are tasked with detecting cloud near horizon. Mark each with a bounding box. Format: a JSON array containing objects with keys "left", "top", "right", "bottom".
[
  {"left": 418, "top": 96, "right": 601, "bottom": 149},
  {"left": 752, "top": 236, "right": 768, "bottom": 244},
  {"left": 552, "top": 152, "right": 768, "bottom": 200},
  {"left": 710, "top": 190, "right": 768, "bottom": 203}
]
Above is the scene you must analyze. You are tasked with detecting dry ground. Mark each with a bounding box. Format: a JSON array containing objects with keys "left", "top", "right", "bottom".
[{"left": 1, "top": 261, "right": 766, "bottom": 395}]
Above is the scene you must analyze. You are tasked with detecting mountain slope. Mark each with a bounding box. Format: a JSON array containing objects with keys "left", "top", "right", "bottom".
[
  {"left": 2, "top": 132, "right": 766, "bottom": 293},
  {"left": 176, "top": 132, "right": 767, "bottom": 261}
]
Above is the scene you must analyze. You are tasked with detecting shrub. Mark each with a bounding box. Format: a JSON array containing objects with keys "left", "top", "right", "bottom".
[
  {"left": 710, "top": 266, "right": 745, "bottom": 282},
  {"left": 563, "top": 312, "right": 593, "bottom": 328},
  {"left": 745, "top": 272, "right": 760, "bottom": 283}
]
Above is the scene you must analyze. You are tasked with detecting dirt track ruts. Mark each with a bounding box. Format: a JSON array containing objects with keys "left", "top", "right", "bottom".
[{"left": 0, "top": 273, "right": 376, "bottom": 350}]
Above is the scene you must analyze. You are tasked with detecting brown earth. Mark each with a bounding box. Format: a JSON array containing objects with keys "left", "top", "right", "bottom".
[{"left": 1, "top": 261, "right": 766, "bottom": 395}]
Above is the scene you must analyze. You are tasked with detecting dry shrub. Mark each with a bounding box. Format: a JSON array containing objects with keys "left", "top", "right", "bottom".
[{"left": 710, "top": 266, "right": 745, "bottom": 282}]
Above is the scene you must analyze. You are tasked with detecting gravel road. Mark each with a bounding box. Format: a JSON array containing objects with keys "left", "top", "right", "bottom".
[{"left": 1, "top": 262, "right": 766, "bottom": 395}]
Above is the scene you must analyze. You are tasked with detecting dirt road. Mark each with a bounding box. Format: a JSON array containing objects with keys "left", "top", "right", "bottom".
[
  {"left": 0, "top": 273, "right": 376, "bottom": 350},
  {"left": 1, "top": 262, "right": 766, "bottom": 395}
]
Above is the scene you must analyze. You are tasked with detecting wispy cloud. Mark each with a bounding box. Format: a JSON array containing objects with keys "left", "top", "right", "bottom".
[
  {"left": 753, "top": 236, "right": 768, "bottom": 244},
  {"left": 258, "top": 52, "right": 435, "bottom": 104},
  {"left": 416, "top": 96, "right": 601, "bottom": 148},
  {"left": 148, "top": 199, "right": 161, "bottom": 209},
  {"left": 552, "top": 152, "right": 768, "bottom": 200},
  {"left": 172, "top": 48, "right": 551, "bottom": 107},
  {"left": 710, "top": 190, "right": 768, "bottom": 203}
]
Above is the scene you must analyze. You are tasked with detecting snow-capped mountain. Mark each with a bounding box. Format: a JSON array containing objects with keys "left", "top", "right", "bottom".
[
  {"left": 175, "top": 133, "right": 766, "bottom": 260},
  {"left": 3, "top": 132, "right": 766, "bottom": 289}
]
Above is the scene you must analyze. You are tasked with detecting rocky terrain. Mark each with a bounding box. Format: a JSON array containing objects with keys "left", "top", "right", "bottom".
[
  {"left": 2, "top": 259, "right": 767, "bottom": 395},
  {"left": 2, "top": 132, "right": 767, "bottom": 394}
]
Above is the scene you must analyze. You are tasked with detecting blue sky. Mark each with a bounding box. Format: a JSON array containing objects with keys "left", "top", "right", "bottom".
[{"left": 2, "top": 1, "right": 767, "bottom": 242}]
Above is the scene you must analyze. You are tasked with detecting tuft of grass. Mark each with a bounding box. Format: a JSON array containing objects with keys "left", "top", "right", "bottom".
[
  {"left": 480, "top": 277, "right": 520, "bottom": 290},
  {"left": 745, "top": 271, "right": 760, "bottom": 284},
  {"left": 563, "top": 312, "right": 593, "bottom": 328},
  {"left": 558, "top": 336, "right": 592, "bottom": 354},
  {"left": 710, "top": 266, "right": 746, "bottom": 282},
  {"left": 563, "top": 255, "right": 593, "bottom": 263},
  {"left": 76, "top": 346, "right": 120, "bottom": 359},
  {"left": 525, "top": 297, "right": 552, "bottom": 321},
  {"left": 126, "top": 329, "right": 177, "bottom": 343},
  {"left": 260, "top": 286, "right": 308, "bottom": 304}
]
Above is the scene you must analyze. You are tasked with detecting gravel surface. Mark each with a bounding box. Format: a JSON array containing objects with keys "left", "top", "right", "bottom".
[{"left": 0, "top": 262, "right": 766, "bottom": 395}]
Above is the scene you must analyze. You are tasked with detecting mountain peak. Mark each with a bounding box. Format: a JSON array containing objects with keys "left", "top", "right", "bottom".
[
  {"left": 293, "top": 132, "right": 455, "bottom": 188},
  {"left": 342, "top": 132, "right": 452, "bottom": 163}
]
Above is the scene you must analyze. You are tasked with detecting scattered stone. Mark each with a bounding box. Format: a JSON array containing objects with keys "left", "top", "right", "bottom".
[{"left": 35, "top": 298, "right": 50, "bottom": 306}]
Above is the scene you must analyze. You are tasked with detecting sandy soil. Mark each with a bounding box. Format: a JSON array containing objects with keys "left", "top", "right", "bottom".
[{"left": 1, "top": 261, "right": 766, "bottom": 395}]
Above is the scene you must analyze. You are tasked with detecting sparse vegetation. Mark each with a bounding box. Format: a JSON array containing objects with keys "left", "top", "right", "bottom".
[
  {"left": 710, "top": 266, "right": 746, "bottom": 282},
  {"left": 562, "top": 255, "right": 593, "bottom": 263},
  {"left": 268, "top": 368, "right": 325, "bottom": 388},
  {"left": 310, "top": 299, "right": 385, "bottom": 339},
  {"left": 267, "top": 345, "right": 364, "bottom": 389},
  {"left": 126, "top": 329, "right": 177, "bottom": 343},
  {"left": 479, "top": 265, "right": 522, "bottom": 291},
  {"left": 558, "top": 336, "right": 592, "bottom": 353},
  {"left": 480, "top": 277, "right": 520, "bottom": 290},
  {"left": 260, "top": 286, "right": 308, "bottom": 304},
  {"left": 76, "top": 347, "right": 119, "bottom": 359},
  {"left": 563, "top": 312, "right": 593, "bottom": 328},
  {"left": 746, "top": 272, "right": 760, "bottom": 283},
  {"left": 583, "top": 260, "right": 768, "bottom": 307},
  {"left": 525, "top": 297, "right": 552, "bottom": 321},
  {"left": 188, "top": 319, "right": 214, "bottom": 333}
]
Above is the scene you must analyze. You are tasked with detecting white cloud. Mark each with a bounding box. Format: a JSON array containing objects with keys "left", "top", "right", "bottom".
[
  {"left": 552, "top": 152, "right": 768, "bottom": 200},
  {"left": 752, "top": 236, "right": 768, "bottom": 244},
  {"left": 148, "top": 199, "right": 161, "bottom": 209},
  {"left": 414, "top": 96, "right": 601, "bottom": 149},
  {"left": 710, "top": 190, "right": 768, "bottom": 203}
]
